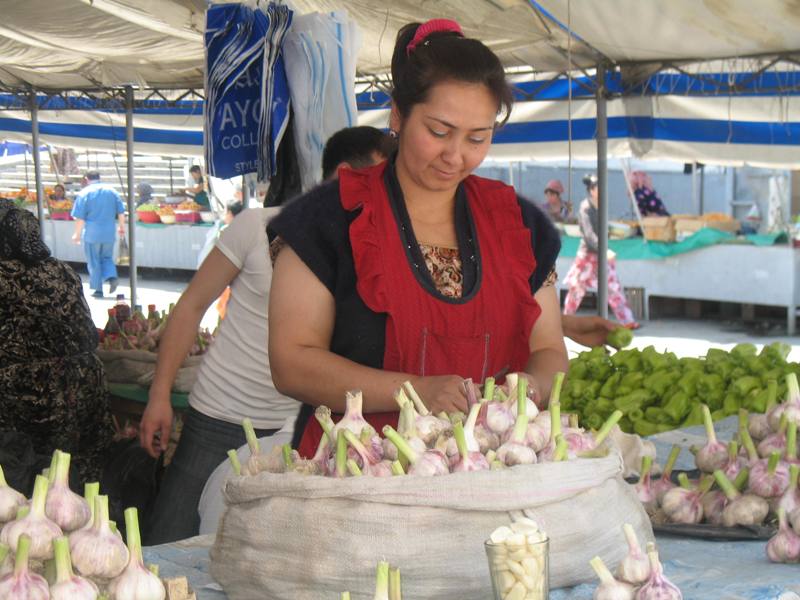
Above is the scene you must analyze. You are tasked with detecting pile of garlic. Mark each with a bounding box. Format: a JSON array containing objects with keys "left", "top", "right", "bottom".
[
  {"left": 0, "top": 450, "right": 182, "bottom": 600},
  {"left": 486, "top": 518, "right": 548, "bottom": 600}
]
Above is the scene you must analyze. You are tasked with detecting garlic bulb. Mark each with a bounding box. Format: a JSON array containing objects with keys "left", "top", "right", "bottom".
[
  {"left": 700, "top": 489, "right": 727, "bottom": 526},
  {"left": 107, "top": 507, "right": 165, "bottom": 600},
  {"left": 662, "top": 474, "right": 713, "bottom": 525},
  {"left": 0, "top": 475, "right": 62, "bottom": 559},
  {"left": 766, "top": 507, "right": 800, "bottom": 563},
  {"left": 46, "top": 451, "right": 91, "bottom": 532},
  {"left": 496, "top": 415, "right": 537, "bottom": 467},
  {"left": 0, "top": 465, "right": 26, "bottom": 523},
  {"left": 749, "top": 382, "right": 777, "bottom": 441},
  {"left": 776, "top": 464, "right": 800, "bottom": 517},
  {"left": 713, "top": 470, "right": 769, "bottom": 527},
  {"left": 70, "top": 494, "right": 129, "bottom": 580},
  {"left": 634, "top": 456, "right": 658, "bottom": 514},
  {"left": 400, "top": 384, "right": 447, "bottom": 445},
  {"left": 790, "top": 506, "right": 800, "bottom": 535},
  {"left": 0, "top": 543, "right": 12, "bottom": 578},
  {"left": 758, "top": 415, "right": 789, "bottom": 458},
  {"left": 694, "top": 405, "right": 727, "bottom": 473},
  {"left": 634, "top": 548, "right": 682, "bottom": 600},
  {"left": 76, "top": 482, "right": 100, "bottom": 533},
  {"left": 50, "top": 536, "right": 99, "bottom": 599},
  {"left": 652, "top": 446, "right": 681, "bottom": 505},
  {"left": 590, "top": 555, "right": 635, "bottom": 600},
  {"left": 767, "top": 373, "right": 800, "bottom": 431},
  {"left": 0, "top": 534, "right": 49, "bottom": 600},
  {"left": 450, "top": 421, "right": 491, "bottom": 472},
  {"left": 616, "top": 523, "right": 650, "bottom": 585},
  {"left": 382, "top": 426, "right": 449, "bottom": 476},
  {"left": 748, "top": 451, "right": 789, "bottom": 499}
]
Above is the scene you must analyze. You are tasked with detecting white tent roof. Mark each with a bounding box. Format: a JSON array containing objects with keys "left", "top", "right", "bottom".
[{"left": 3, "top": 0, "right": 799, "bottom": 92}]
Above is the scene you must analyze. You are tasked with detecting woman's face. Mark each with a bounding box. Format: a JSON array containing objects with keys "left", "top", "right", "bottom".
[
  {"left": 191, "top": 170, "right": 201, "bottom": 182},
  {"left": 54, "top": 186, "right": 65, "bottom": 198},
  {"left": 544, "top": 189, "right": 561, "bottom": 206},
  {"left": 589, "top": 184, "right": 599, "bottom": 205},
  {"left": 391, "top": 80, "right": 497, "bottom": 194}
]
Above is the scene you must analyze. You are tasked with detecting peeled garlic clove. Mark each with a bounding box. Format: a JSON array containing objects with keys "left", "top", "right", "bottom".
[
  {"left": 70, "top": 495, "right": 129, "bottom": 580},
  {"left": 107, "top": 507, "right": 165, "bottom": 600},
  {"left": 46, "top": 451, "right": 91, "bottom": 532}
]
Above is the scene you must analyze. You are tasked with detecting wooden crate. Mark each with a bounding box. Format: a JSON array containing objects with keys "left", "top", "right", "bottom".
[{"left": 642, "top": 216, "right": 675, "bottom": 242}]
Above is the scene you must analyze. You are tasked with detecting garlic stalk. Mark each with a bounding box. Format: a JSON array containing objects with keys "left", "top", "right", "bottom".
[
  {"left": 694, "top": 405, "right": 727, "bottom": 473},
  {"left": 69, "top": 494, "right": 129, "bottom": 580},
  {"left": 0, "top": 534, "right": 49, "bottom": 600},
  {"left": 653, "top": 445, "right": 681, "bottom": 505},
  {"left": 713, "top": 469, "right": 769, "bottom": 527},
  {"left": 634, "top": 456, "right": 658, "bottom": 514},
  {"left": 107, "top": 507, "right": 165, "bottom": 600},
  {"left": 616, "top": 523, "right": 649, "bottom": 586},
  {"left": 767, "top": 372, "right": 800, "bottom": 431},
  {"left": 374, "top": 560, "right": 390, "bottom": 600},
  {"left": 335, "top": 431, "right": 348, "bottom": 478},
  {"left": 0, "top": 474, "right": 62, "bottom": 559},
  {"left": 590, "top": 555, "right": 635, "bottom": 600},
  {"left": 496, "top": 414, "right": 537, "bottom": 467},
  {"left": 46, "top": 451, "right": 91, "bottom": 532},
  {"left": 785, "top": 420, "right": 799, "bottom": 465},
  {"left": 634, "top": 548, "right": 682, "bottom": 600},
  {"left": 76, "top": 482, "right": 101, "bottom": 534},
  {"left": 749, "top": 381, "right": 777, "bottom": 441},
  {"left": 766, "top": 507, "right": 800, "bottom": 563},
  {"left": 50, "top": 536, "right": 99, "bottom": 599},
  {"left": 389, "top": 567, "right": 402, "bottom": 600},
  {"left": 721, "top": 440, "right": 745, "bottom": 481},
  {"left": 508, "top": 374, "right": 538, "bottom": 419},
  {"left": 748, "top": 451, "right": 789, "bottom": 499},
  {"left": 461, "top": 402, "right": 484, "bottom": 454},
  {"left": 382, "top": 426, "right": 449, "bottom": 476},
  {"left": 451, "top": 421, "right": 490, "bottom": 472},
  {"left": 342, "top": 430, "right": 389, "bottom": 477},
  {"left": 0, "top": 465, "right": 25, "bottom": 524},
  {"left": 341, "top": 593, "right": 351, "bottom": 600},
  {"left": 227, "top": 450, "right": 242, "bottom": 476}
]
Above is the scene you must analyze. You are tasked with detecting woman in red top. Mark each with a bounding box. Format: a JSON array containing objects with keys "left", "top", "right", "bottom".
[{"left": 269, "top": 19, "right": 568, "bottom": 456}]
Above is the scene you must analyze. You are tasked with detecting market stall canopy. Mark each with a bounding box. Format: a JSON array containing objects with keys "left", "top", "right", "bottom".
[
  {"left": 3, "top": 0, "right": 800, "bottom": 92},
  {"left": 0, "top": 0, "right": 206, "bottom": 90}
]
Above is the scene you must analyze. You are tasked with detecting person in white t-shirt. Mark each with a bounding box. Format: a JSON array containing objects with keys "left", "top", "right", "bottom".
[{"left": 139, "top": 126, "right": 394, "bottom": 544}]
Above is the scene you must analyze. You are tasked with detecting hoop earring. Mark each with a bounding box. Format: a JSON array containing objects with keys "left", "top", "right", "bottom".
[{"left": 389, "top": 129, "right": 398, "bottom": 139}]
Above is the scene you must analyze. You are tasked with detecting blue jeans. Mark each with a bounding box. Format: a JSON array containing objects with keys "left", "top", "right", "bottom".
[
  {"left": 143, "top": 407, "right": 277, "bottom": 545},
  {"left": 84, "top": 241, "right": 116, "bottom": 292}
]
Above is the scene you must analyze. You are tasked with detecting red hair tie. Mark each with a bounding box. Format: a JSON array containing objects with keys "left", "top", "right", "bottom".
[{"left": 406, "top": 19, "right": 464, "bottom": 55}]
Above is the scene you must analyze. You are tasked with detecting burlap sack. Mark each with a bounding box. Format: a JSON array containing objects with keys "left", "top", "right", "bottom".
[
  {"left": 210, "top": 451, "right": 652, "bottom": 599},
  {"left": 97, "top": 349, "right": 202, "bottom": 392}
]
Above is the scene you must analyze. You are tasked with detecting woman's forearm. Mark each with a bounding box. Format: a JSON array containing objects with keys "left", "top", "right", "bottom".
[
  {"left": 270, "top": 344, "right": 415, "bottom": 414},
  {"left": 525, "top": 347, "right": 569, "bottom": 404}
]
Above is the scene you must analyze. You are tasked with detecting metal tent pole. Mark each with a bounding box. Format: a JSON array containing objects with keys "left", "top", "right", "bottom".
[
  {"left": 125, "top": 86, "right": 138, "bottom": 307},
  {"left": 595, "top": 63, "right": 609, "bottom": 319},
  {"left": 29, "top": 89, "right": 46, "bottom": 239}
]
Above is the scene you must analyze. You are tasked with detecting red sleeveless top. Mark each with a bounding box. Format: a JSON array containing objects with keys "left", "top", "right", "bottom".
[{"left": 296, "top": 163, "right": 541, "bottom": 457}]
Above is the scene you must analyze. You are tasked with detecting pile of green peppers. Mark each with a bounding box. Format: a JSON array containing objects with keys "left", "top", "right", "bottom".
[{"left": 561, "top": 342, "right": 799, "bottom": 436}]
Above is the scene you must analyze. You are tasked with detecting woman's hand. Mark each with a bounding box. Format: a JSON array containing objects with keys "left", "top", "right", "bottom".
[
  {"left": 139, "top": 393, "right": 173, "bottom": 458},
  {"left": 412, "top": 375, "right": 471, "bottom": 414},
  {"left": 561, "top": 314, "right": 617, "bottom": 348}
]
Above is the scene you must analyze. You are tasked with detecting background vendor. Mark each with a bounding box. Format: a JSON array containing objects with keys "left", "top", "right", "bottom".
[
  {"left": 269, "top": 19, "right": 568, "bottom": 458},
  {"left": 185, "top": 165, "right": 210, "bottom": 210},
  {"left": 629, "top": 170, "right": 670, "bottom": 217},
  {"left": 542, "top": 178, "right": 572, "bottom": 223}
]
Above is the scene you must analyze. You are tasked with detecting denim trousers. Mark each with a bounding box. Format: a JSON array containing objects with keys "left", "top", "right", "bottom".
[
  {"left": 84, "top": 241, "right": 116, "bottom": 291},
  {"left": 143, "top": 407, "right": 277, "bottom": 545}
]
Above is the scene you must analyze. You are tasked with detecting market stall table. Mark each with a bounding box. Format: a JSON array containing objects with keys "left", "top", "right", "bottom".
[
  {"left": 108, "top": 382, "right": 189, "bottom": 423},
  {"left": 42, "top": 218, "right": 216, "bottom": 270},
  {"left": 144, "top": 415, "right": 800, "bottom": 599},
  {"left": 556, "top": 229, "right": 799, "bottom": 334}
]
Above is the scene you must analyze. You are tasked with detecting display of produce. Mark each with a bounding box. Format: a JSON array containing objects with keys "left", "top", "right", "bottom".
[
  {"left": 99, "top": 301, "right": 213, "bottom": 355},
  {"left": 176, "top": 201, "right": 204, "bottom": 211},
  {"left": 562, "top": 342, "right": 798, "bottom": 436},
  {"left": 0, "top": 449, "right": 181, "bottom": 599}
]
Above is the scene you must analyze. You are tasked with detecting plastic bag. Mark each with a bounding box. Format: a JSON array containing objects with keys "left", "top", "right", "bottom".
[{"left": 116, "top": 234, "right": 130, "bottom": 266}]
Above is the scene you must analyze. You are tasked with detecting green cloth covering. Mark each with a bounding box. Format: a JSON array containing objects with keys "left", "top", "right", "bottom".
[
  {"left": 108, "top": 382, "right": 189, "bottom": 409},
  {"left": 559, "top": 227, "right": 787, "bottom": 260}
]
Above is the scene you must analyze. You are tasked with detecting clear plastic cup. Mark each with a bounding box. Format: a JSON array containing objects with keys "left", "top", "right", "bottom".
[{"left": 485, "top": 537, "right": 549, "bottom": 600}]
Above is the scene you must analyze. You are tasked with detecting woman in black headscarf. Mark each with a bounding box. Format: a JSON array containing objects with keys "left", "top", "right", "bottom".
[{"left": 0, "top": 200, "right": 114, "bottom": 483}]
